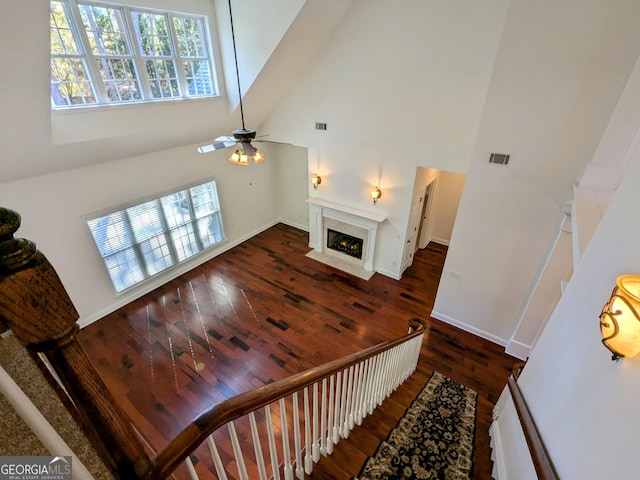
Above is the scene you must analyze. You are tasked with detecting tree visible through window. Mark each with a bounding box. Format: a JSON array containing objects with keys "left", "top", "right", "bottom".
[
  {"left": 50, "top": 0, "right": 217, "bottom": 108},
  {"left": 87, "top": 180, "right": 225, "bottom": 292}
]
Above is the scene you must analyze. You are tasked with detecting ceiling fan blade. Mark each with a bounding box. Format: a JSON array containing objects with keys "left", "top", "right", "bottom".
[
  {"left": 197, "top": 138, "right": 237, "bottom": 154},
  {"left": 254, "top": 139, "right": 292, "bottom": 145},
  {"left": 214, "top": 135, "right": 237, "bottom": 143}
]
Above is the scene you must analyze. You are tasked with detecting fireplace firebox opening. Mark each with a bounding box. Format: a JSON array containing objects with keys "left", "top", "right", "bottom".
[{"left": 327, "top": 229, "right": 364, "bottom": 260}]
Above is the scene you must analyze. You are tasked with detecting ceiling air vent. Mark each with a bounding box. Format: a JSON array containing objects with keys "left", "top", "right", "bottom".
[
  {"left": 489, "top": 153, "right": 510, "bottom": 165},
  {"left": 315, "top": 122, "right": 327, "bottom": 131}
]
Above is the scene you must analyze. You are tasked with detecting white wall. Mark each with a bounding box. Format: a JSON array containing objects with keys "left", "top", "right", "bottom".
[
  {"left": 428, "top": 171, "right": 465, "bottom": 246},
  {"left": 500, "top": 130, "right": 640, "bottom": 479},
  {"left": 260, "top": 0, "right": 510, "bottom": 279},
  {"left": 412, "top": 167, "right": 465, "bottom": 248},
  {"left": 0, "top": 141, "right": 311, "bottom": 325},
  {"left": 433, "top": 0, "right": 640, "bottom": 345},
  {"left": 275, "top": 144, "right": 310, "bottom": 230},
  {"left": 492, "top": 30, "right": 640, "bottom": 478}
]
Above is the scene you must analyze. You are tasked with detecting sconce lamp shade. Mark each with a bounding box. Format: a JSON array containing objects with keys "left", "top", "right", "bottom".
[
  {"left": 371, "top": 187, "right": 382, "bottom": 204},
  {"left": 600, "top": 275, "right": 640, "bottom": 361},
  {"left": 229, "top": 143, "right": 264, "bottom": 166},
  {"left": 311, "top": 173, "right": 321, "bottom": 190}
]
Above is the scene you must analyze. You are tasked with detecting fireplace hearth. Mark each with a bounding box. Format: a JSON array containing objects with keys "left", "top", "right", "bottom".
[
  {"left": 327, "top": 229, "right": 363, "bottom": 260},
  {"left": 306, "top": 198, "right": 386, "bottom": 279}
]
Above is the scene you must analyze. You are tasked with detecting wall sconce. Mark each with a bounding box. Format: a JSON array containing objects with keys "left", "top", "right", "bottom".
[
  {"left": 371, "top": 187, "right": 382, "bottom": 205},
  {"left": 311, "top": 173, "right": 322, "bottom": 190},
  {"left": 600, "top": 275, "right": 640, "bottom": 361}
]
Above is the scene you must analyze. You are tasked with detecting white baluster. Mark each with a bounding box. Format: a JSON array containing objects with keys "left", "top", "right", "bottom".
[
  {"left": 292, "top": 392, "right": 303, "bottom": 480},
  {"left": 249, "top": 412, "right": 268, "bottom": 480},
  {"left": 264, "top": 405, "right": 281, "bottom": 480},
  {"left": 354, "top": 359, "right": 367, "bottom": 425},
  {"left": 387, "top": 348, "right": 397, "bottom": 396},
  {"left": 326, "top": 374, "right": 335, "bottom": 454},
  {"left": 279, "top": 398, "right": 294, "bottom": 480},
  {"left": 339, "top": 368, "right": 349, "bottom": 438},
  {"left": 381, "top": 350, "right": 392, "bottom": 403},
  {"left": 373, "top": 351, "right": 385, "bottom": 407},
  {"left": 365, "top": 355, "right": 378, "bottom": 415},
  {"left": 389, "top": 345, "right": 400, "bottom": 393},
  {"left": 401, "top": 341, "right": 410, "bottom": 381},
  {"left": 348, "top": 364, "right": 359, "bottom": 430},
  {"left": 206, "top": 435, "right": 228, "bottom": 480},
  {"left": 228, "top": 421, "right": 249, "bottom": 480},
  {"left": 344, "top": 367, "right": 354, "bottom": 436},
  {"left": 413, "top": 334, "right": 423, "bottom": 369},
  {"left": 333, "top": 371, "right": 342, "bottom": 443},
  {"left": 184, "top": 456, "right": 199, "bottom": 480},
  {"left": 312, "top": 381, "right": 319, "bottom": 462},
  {"left": 303, "top": 387, "right": 313, "bottom": 473},
  {"left": 320, "top": 377, "right": 327, "bottom": 456}
]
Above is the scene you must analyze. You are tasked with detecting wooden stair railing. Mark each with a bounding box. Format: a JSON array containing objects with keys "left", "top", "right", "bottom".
[
  {"left": 0, "top": 207, "right": 426, "bottom": 480},
  {"left": 507, "top": 364, "right": 559, "bottom": 480},
  {"left": 151, "top": 316, "right": 425, "bottom": 479}
]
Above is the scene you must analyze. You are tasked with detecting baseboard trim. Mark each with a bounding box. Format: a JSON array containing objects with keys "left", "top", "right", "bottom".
[
  {"left": 278, "top": 218, "right": 309, "bottom": 232},
  {"left": 375, "top": 266, "right": 401, "bottom": 280},
  {"left": 505, "top": 339, "right": 531, "bottom": 361},
  {"left": 427, "top": 236, "right": 450, "bottom": 246},
  {"left": 430, "top": 310, "right": 507, "bottom": 347}
]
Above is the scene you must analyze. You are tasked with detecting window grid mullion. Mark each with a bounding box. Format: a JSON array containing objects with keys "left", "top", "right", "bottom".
[
  {"left": 122, "top": 212, "right": 150, "bottom": 281},
  {"left": 167, "top": 13, "right": 189, "bottom": 97},
  {"left": 156, "top": 199, "right": 180, "bottom": 265},
  {"left": 122, "top": 6, "right": 155, "bottom": 100},
  {"left": 185, "top": 193, "right": 206, "bottom": 252},
  {"left": 64, "top": 0, "right": 109, "bottom": 104}
]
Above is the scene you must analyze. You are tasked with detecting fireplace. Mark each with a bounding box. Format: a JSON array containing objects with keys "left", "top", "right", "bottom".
[
  {"left": 306, "top": 198, "right": 386, "bottom": 279},
  {"left": 327, "top": 229, "right": 364, "bottom": 259}
]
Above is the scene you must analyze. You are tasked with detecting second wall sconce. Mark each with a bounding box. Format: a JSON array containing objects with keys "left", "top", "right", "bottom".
[
  {"left": 600, "top": 275, "right": 640, "bottom": 361},
  {"left": 371, "top": 187, "right": 382, "bottom": 204},
  {"left": 311, "top": 173, "right": 322, "bottom": 190}
]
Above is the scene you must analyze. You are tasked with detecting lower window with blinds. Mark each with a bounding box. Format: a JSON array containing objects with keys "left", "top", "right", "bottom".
[{"left": 87, "top": 180, "right": 225, "bottom": 293}]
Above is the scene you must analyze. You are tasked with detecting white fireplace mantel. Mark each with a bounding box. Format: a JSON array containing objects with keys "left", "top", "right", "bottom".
[{"left": 307, "top": 198, "right": 386, "bottom": 272}]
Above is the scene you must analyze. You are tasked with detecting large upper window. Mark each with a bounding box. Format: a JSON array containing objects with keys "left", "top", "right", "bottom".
[
  {"left": 87, "top": 180, "right": 225, "bottom": 293},
  {"left": 50, "top": 0, "right": 218, "bottom": 109}
]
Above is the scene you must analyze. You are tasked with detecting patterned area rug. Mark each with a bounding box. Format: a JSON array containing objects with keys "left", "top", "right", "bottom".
[{"left": 353, "top": 372, "right": 477, "bottom": 480}]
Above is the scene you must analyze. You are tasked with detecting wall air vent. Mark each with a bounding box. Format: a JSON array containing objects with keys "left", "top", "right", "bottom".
[
  {"left": 489, "top": 153, "right": 510, "bottom": 165},
  {"left": 315, "top": 122, "right": 327, "bottom": 131}
]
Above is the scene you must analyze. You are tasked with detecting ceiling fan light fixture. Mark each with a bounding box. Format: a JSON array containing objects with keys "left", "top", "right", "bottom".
[
  {"left": 228, "top": 146, "right": 264, "bottom": 166},
  {"left": 229, "top": 149, "right": 246, "bottom": 165}
]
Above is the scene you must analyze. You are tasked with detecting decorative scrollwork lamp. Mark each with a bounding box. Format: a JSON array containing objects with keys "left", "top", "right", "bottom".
[{"left": 600, "top": 275, "right": 640, "bottom": 361}]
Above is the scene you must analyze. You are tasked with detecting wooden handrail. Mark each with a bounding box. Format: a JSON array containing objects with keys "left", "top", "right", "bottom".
[
  {"left": 146, "top": 318, "right": 426, "bottom": 479},
  {"left": 507, "top": 376, "right": 559, "bottom": 480}
]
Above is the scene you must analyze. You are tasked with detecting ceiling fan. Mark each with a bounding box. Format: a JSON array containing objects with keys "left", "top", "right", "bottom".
[{"left": 198, "top": 0, "right": 264, "bottom": 165}]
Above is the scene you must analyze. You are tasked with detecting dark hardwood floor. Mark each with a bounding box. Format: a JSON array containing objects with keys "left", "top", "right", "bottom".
[{"left": 78, "top": 223, "right": 519, "bottom": 479}]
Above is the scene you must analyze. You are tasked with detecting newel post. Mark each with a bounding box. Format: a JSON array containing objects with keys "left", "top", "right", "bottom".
[{"left": 0, "top": 208, "right": 152, "bottom": 479}]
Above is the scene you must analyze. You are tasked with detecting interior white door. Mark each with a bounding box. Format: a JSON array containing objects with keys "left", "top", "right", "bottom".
[{"left": 402, "top": 185, "right": 426, "bottom": 272}]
